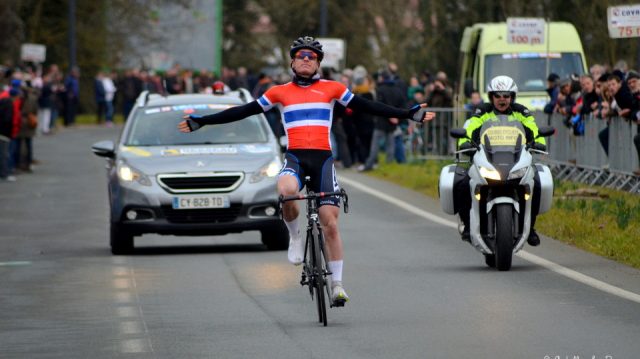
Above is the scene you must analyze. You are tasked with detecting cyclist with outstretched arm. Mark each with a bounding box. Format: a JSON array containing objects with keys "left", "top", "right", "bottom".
[{"left": 179, "top": 36, "right": 435, "bottom": 305}]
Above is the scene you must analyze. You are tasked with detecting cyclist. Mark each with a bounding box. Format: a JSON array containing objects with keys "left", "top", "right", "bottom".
[
  {"left": 456, "top": 75, "right": 546, "bottom": 246},
  {"left": 179, "top": 36, "right": 435, "bottom": 305}
]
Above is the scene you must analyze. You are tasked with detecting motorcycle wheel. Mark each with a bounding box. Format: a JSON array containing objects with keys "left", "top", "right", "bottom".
[{"left": 494, "top": 203, "right": 514, "bottom": 271}]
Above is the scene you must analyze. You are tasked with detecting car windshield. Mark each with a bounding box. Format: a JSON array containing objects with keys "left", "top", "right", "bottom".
[
  {"left": 484, "top": 53, "right": 584, "bottom": 92},
  {"left": 125, "top": 104, "right": 269, "bottom": 146}
]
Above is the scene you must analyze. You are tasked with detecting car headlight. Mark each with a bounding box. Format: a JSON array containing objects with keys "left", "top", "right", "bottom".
[
  {"left": 479, "top": 166, "right": 501, "bottom": 181},
  {"left": 117, "top": 161, "right": 151, "bottom": 186},
  {"left": 249, "top": 157, "right": 282, "bottom": 183},
  {"left": 507, "top": 167, "right": 528, "bottom": 180}
]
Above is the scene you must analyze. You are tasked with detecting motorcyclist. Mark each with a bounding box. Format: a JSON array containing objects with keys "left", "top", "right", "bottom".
[{"left": 456, "top": 75, "right": 546, "bottom": 246}]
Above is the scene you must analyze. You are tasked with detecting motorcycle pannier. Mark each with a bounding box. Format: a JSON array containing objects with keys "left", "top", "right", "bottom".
[
  {"left": 439, "top": 165, "right": 468, "bottom": 215},
  {"left": 536, "top": 164, "right": 554, "bottom": 214}
]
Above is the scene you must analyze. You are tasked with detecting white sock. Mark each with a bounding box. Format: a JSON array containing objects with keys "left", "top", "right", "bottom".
[
  {"left": 284, "top": 219, "right": 300, "bottom": 239},
  {"left": 328, "top": 260, "right": 343, "bottom": 283}
]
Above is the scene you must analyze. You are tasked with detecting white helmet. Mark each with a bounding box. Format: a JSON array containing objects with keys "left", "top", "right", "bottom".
[{"left": 487, "top": 75, "right": 518, "bottom": 100}]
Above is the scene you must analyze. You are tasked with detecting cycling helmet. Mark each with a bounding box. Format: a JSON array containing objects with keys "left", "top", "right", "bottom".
[
  {"left": 289, "top": 36, "right": 324, "bottom": 62},
  {"left": 487, "top": 75, "right": 518, "bottom": 101}
]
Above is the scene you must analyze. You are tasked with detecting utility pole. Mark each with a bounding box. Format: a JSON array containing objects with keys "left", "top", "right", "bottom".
[
  {"left": 320, "top": 0, "right": 327, "bottom": 36},
  {"left": 214, "top": 0, "right": 222, "bottom": 76},
  {"left": 68, "top": 0, "right": 77, "bottom": 70}
]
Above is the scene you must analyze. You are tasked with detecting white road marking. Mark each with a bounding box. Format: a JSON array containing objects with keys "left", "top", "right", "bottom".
[
  {"left": 112, "top": 278, "right": 132, "bottom": 289},
  {"left": 0, "top": 261, "right": 31, "bottom": 266},
  {"left": 116, "top": 306, "right": 139, "bottom": 318},
  {"left": 110, "top": 261, "right": 154, "bottom": 354},
  {"left": 120, "top": 339, "right": 150, "bottom": 353},
  {"left": 112, "top": 266, "right": 129, "bottom": 276},
  {"left": 119, "top": 321, "right": 144, "bottom": 335},
  {"left": 114, "top": 291, "right": 134, "bottom": 304},
  {"left": 339, "top": 176, "right": 640, "bottom": 304}
]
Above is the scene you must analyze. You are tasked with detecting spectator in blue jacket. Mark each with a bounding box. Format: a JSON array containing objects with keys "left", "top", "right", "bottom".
[{"left": 544, "top": 73, "right": 560, "bottom": 114}]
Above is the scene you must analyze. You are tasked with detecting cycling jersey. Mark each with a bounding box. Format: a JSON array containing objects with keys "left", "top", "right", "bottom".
[
  {"left": 257, "top": 80, "right": 353, "bottom": 151},
  {"left": 187, "top": 79, "right": 421, "bottom": 208}
]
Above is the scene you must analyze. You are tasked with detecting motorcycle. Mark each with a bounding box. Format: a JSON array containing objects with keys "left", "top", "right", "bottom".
[{"left": 439, "top": 115, "right": 555, "bottom": 271}]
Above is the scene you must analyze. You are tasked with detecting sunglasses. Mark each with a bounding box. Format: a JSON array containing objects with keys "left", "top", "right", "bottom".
[
  {"left": 493, "top": 92, "right": 511, "bottom": 99},
  {"left": 295, "top": 50, "right": 318, "bottom": 60}
]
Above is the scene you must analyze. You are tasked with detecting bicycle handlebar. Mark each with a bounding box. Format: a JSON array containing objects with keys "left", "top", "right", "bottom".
[{"left": 279, "top": 188, "right": 349, "bottom": 214}]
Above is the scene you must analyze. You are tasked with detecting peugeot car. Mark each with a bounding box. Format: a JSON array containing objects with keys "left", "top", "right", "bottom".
[{"left": 92, "top": 90, "right": 287, "bottom": 254}]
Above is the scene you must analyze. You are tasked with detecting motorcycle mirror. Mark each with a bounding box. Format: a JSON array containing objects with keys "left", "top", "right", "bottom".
[
  {"left": 537, "top": 126, "right": 555, "bottom": 138},
  {"left": 450, "top": 128, "right": 468, "bottom": 139}
]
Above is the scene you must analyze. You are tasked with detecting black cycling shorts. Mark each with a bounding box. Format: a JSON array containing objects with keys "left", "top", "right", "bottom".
[{"left": 279, "top": 150, "right": 341, "bottom": 207}]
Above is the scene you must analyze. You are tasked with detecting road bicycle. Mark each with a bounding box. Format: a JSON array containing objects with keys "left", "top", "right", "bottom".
[{"left": 279, "top": 177, "right": 349, "bottom": 326}]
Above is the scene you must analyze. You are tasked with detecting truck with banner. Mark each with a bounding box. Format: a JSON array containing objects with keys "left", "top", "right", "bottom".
[{"left": 456, "top": 20, "right": 588, "bottom": 124}]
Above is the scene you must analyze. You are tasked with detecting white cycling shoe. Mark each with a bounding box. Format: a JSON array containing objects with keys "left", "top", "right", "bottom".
[
  {"left": 331, "top": 281, "right": 349, "bottom": 307},
  {"left": 287, "top": 234, "right": 304, "bottom": 265}
]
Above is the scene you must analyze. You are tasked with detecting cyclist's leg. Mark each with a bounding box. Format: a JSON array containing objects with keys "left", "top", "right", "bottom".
[
  {"left": 278, "top": 152, "right": 304, "bottom": 264},
  {"left": 316, "top": 153, "right": 349, "bottom": 304}
]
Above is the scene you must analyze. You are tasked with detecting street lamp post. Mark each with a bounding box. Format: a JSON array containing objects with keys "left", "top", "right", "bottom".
[{"left": 68, "top": 0, "right": 77, "bottom": 70}]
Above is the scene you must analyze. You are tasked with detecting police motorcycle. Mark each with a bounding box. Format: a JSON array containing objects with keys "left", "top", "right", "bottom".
[{"left": 439, "top": 116, "right": 555, "bottom": 271}]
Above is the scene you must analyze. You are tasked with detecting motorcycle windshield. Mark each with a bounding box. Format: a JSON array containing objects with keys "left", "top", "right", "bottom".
[{"left": 479, "top": 117, "right": 526, "bottom": 180}]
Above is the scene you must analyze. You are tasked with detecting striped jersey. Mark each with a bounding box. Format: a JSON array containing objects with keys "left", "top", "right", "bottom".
[{"left": 257, "top": 80, "right": 354, "bottom": 150}]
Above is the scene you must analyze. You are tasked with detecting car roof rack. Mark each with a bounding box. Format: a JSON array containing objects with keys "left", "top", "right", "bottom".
[
  {"left": 237, "top": 88, "right": 252, "bottom": 103},
  {"left": 135, "top": 90, "right": 163, "bottom": 107}
]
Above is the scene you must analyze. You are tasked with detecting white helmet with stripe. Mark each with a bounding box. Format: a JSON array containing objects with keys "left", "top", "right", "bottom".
[{"left": 487, "top": 75, "right": 518, "bottom": 102}]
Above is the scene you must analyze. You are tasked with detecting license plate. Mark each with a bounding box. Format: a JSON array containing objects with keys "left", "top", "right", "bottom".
[{"left": 172, "top": 195, "right": 230, "bottom": 209}]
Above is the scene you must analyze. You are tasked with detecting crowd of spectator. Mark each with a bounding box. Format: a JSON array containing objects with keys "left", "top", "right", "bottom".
[
  {"left": 544, "top": 60, "right": 640, "bottom": 175},
  {"left": 0, "top": 64, "right": 67, "bottom": 182},
  {"left": 4, "top": 57, "right": 639, "bottom": 184}
]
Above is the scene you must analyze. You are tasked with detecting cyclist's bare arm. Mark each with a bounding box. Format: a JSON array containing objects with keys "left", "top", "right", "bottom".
[{"left": 178, "top": 101, "right": 263, "bottom": 132}]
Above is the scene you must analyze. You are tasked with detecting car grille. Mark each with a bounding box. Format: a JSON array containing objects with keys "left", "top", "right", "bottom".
[
  {"left": 157, "top": 172, "right": 244, "bottom": 193},
  {"left": 161, "top": 204, "right": 243, "bottom": 223}
]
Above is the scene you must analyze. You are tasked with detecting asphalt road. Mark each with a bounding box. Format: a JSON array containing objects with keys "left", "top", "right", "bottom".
[{"left": 1, "top": 124, "right": 639, "bottom": 359}]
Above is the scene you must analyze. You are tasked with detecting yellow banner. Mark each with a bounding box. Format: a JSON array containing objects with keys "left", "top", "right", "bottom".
[{"left": 480, "top": 126, "right": 526, "bottom": 146}]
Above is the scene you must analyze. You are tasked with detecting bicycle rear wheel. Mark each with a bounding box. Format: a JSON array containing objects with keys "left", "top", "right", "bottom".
[{"left": 311, "top": 222, "right": 327, "bottom": 326}]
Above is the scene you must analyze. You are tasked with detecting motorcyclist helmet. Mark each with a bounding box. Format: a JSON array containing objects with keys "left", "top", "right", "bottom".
[
  {"left": 289, "top": 36, "right": 324, "bottom": 62},
  {"left": 487, "top": 75, "right": 518, "bottom": 102}
]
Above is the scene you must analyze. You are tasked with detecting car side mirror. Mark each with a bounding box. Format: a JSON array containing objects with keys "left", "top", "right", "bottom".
[
  {"left": 450, "top": 128, "right": 468, "bottom": 139},
  {"left": 537, "top": 126, "right": 555, "bottom": 138},
  {"left": 92, "top": 140, "right": 116, "bottom": 158}
]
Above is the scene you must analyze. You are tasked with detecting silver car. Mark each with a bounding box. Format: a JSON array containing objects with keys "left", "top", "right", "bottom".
[{"left": 92, "top": 90, "right": 287, "bottom": 254}]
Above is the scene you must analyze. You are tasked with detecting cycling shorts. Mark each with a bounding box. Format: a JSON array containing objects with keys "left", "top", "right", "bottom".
[{"left": 280, "top": 150, "right": 341, "bottom": 207}]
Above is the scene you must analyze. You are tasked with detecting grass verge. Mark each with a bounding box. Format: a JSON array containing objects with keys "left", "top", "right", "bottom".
[{"left": 368, "top": 159, "right": 640, "bottom": 269}]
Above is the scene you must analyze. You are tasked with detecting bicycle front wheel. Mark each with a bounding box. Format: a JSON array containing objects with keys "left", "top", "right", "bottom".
[{"left": 311, "top": 222, "right": 327, "bottom": 326}]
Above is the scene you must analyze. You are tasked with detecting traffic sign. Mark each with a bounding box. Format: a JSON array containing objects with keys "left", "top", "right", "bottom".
[
  {"left": 506, "top": 18, "right": 545, "bottom": 45},
  {"left": 20, "top": 43, "right": 46, "bottom": 63},
  {"left": 317, "top": 38, "right": 345, "bottom": 70},
  {"left": 608, "top": 4, "right": 640, "bottom": 38}
]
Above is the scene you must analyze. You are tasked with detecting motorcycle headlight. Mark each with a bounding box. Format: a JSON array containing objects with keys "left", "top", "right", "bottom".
[
  {"left": 117, "top": 161, "right": 151, "bottom": 186},
  {"left": 479, "top": 166, "right": 501, "bottom": 181},
  {"left": 249, "top": 157, "right": 282, "bottom": 183},
  {"left": 507, "top": 167, "right": 528, "bottom": 180}
]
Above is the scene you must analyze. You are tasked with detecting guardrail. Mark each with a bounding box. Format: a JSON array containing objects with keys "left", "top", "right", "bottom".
[{"left": 408, "top": 108, "right": 639, "bottom": 193}]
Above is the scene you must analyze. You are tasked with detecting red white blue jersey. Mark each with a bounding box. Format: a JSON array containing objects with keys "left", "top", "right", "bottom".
[{"left": 257, "top": 80, "right": 354, "bottom": 150}]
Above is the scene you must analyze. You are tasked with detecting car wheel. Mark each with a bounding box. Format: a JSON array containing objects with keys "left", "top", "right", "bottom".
[
  {"left": 110, "top": 223, "right": 134, "bottom": 255},
  {"left": 261, "top": 223, "right": 289, "bottom": 250}
]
